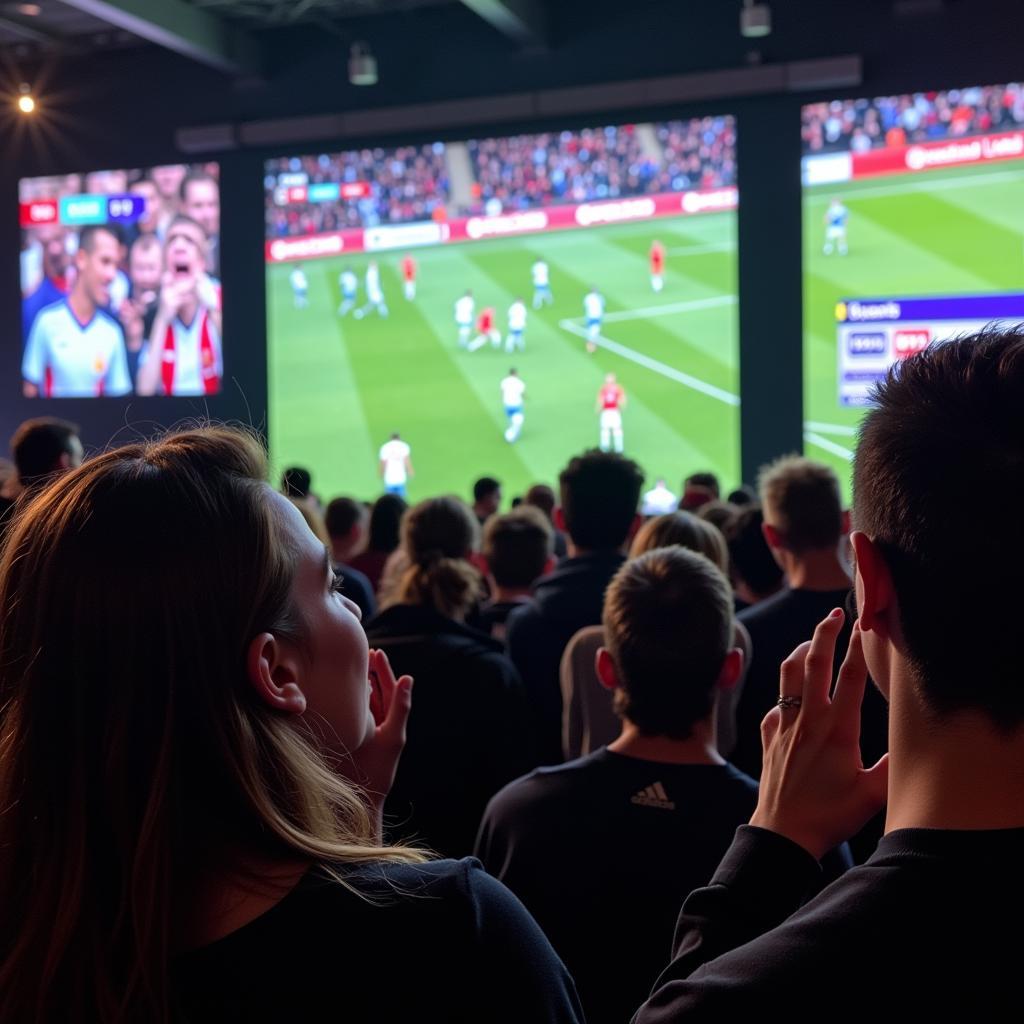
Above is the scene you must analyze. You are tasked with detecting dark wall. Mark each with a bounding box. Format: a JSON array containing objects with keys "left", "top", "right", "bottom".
[{"left": 2, "top": 0, "right": 1022, "bottom": 482}]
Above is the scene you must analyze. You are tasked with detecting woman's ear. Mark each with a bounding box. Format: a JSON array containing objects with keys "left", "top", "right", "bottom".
[{"left": 246, "top": 632, "right": 307, "bottom": 714}]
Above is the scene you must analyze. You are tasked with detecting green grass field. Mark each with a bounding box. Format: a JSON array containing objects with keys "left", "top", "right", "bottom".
[
  {"left": 268, "top": 211, "right": 738, "bottom": 502},
  {"left": 804, "top": 161, "right": 1024, "bottom": 498}
]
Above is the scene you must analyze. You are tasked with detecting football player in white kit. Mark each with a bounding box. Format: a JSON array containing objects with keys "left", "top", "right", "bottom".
[
  {"left": 379, "top": 432, "right": 413, "bottom": 496},
  {"left": 500, "top": 368, "right": 526, "bottom": 443},
  {"left": 290, "top": 264, "right": 308, "bottom": 309},
  {"left": 823, "top": 197, "right": 849, "bottom": 256},
  {"left": 531, "top": 258, "right": 553, "bottom": 308},
  {"left": 583, "top": 286, "right": 605, "bottom": 354},
  {"left": 354, "top": 260, "right": 389, "bottom": 319},
  {"left": 506, "top": 297, "right": 527, "bottom": 353},
  {"left": 21, "top": 224, "right": 132, "bottom": 398},
  {"left": 455, "top": 289, "right": 475, "bottom": 348},
  {"left": 338, "top": 266, "right": 358, "bottom": 316}
]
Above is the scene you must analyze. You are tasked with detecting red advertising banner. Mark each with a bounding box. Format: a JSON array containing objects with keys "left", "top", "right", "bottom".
[
  {"left": 265, "top": 186, "right": 738, "bottom": 263},
  {"left": 851, "top": 129, "right": 1024, "bottom": 179},
  {"left": 20, "top": 199, "right": 58, "bottom": 228}
]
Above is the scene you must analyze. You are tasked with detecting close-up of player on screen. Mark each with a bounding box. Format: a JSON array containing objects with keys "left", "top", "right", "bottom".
[{"left": 135, "top": 215, "right": 222, "bottom": 397}]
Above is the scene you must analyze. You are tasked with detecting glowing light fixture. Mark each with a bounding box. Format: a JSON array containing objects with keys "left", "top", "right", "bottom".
[{"left": 17, "top": 84, "right": 35, "bottom": 114}]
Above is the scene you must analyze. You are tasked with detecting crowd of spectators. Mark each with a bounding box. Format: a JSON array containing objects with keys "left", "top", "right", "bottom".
[
  {"left": 6, "top": 327, "right": 1024, "bottom": 1020},
  {"left": 265, "top": 118, "right": 736, "bottom": 234},
  {"left": 464, "top": 117, "right": 736, "bottom": 215},
  {"left": 265, "top": 144, "right": 450, "bottom": 237},
  {"left": 802, "top": 82, "right": 1024, "bottom": 155}
]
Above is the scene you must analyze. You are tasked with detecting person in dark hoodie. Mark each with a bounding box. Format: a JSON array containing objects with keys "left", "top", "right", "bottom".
[
  {"left": 505, "top": 449, "right": 645, "bottom": 764},
  {"left": 366, "top": 496, "right": 534, "bottom": 857}
]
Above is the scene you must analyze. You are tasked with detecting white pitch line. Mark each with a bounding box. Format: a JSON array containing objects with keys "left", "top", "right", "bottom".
[
  {"left": 558, "top": 319, "right": 740, "bottom": 407},
  {"left": 803, "top": 420, "right": 859, "bottom": 437},
  {"left": 563, "top": 294, "right": 737, "bottom": 326},
  {"left": 665, "top": 242, "right": 736, "bottom": 257},
  {"left": 805, "top": 431, "right": 854, "bottom": 461}
]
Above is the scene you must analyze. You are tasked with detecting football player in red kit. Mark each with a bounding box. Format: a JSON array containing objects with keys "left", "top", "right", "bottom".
[
  {"left": 650, "top": 239, "right": 666, "bottom": 293},
  {"left": 596, "top": 372, "right": 627, "bottom": 452},
  {"left": 401, "top": 253, "right": 417, "bottom": 301}
]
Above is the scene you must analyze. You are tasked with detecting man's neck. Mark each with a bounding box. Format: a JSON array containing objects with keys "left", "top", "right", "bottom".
[
  {"left": 67, "top": 288, "right": 94, "bottom": 325},
  {"left": 782, "top": 548, "right": 851, "bottom": 590},
  {"left": 178, "top": 298, "right": 199, "bottom": 326},
  {"left": 608, "top": 720, "right": 724, "bottom": 766},
  {"left": 489, "top": 584, "right": 533, "bottom": 604},
  {"left": 886, "top": 669, "right": 1024, "bottom": 833}
]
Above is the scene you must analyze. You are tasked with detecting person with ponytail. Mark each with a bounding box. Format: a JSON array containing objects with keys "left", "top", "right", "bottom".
[
  {"left": 366, "top": 496, "right": 536, "bottom": 858},
  {"left": 0, "top": 428, "right": 582, "bottom": 1023}
]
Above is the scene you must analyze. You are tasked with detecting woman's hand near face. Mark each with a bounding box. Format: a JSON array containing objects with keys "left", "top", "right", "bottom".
[{"left": 344, "top": 648, "right": 413, "bottom": 837}]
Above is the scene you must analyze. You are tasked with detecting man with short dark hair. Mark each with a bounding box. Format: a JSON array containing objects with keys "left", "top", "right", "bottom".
[
  {"left": 179, "top": 169, "right": 220, "bottom": 274},
  {"left": 506, "top": 450, "right": 644, "bottom": 763},
  {"left": 680, "top": 470, "right": 720, "bottom": 510},
  {"left": 731, "top": 455, "right": 886, "bottom": 782},
  {"left": 324, "top": 496, "right": 376, "bottom": 622},
  {"left": 723, "top": 504, "right": 785, "bottom": 609},
  {"left": 472, "top": 476, "right": 502, "bottom": 525},
  {"left": 21, "top": 225, "right": 132, "bottom": 398},
  {"left": 479, "top": 508, "right": 555, "bottom": 640},
  {"left": 477, "top": 548, "right": 748, "bottom": 1024},
  {"left": 0, "top": 417, "right": 83, "bottom": 541},
  {"left": 635, "top": 328, "right": 1024, "bottom": 1020},
  {"left": 524, "top": 482, "right": 568, "bottom": 559}
]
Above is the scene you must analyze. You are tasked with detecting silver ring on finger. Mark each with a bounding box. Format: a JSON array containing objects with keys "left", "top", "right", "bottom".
[{"left": 777, "top": 695, "right": 803, "bottom": 711}]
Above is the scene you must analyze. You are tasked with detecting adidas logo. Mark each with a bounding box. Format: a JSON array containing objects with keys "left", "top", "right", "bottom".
[{"left": 630, "top": 782, "right": 675, "bottom": 810}]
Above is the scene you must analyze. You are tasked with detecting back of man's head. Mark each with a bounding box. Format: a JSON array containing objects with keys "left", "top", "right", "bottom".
[
  {"left": 325, "top": 496, "right": 365, "bottom": 541},
  {"left": 483, "top": 507, "right": 553, "bottom": 589},
  {"left": 524, "top": 483, "right": 556, "bottom": 519},
  {"left": 684, "top": 471, "right": 720, "bottom": 499},
  {"left": 473, "top": 476, "right": 501, "bottom": 505},
  {"left": 11, "top": 418, "right": 81, "bottom": 484},
  {"left": 855, "top": 328, "right": 1024, "bottom": 728},
  {"left": 758, "top": 455, "right": 842, "bottom": 554},
  {"left": 281, "top": 466, "right": 312, "bottom": 500},
  {"left": 559, "top": 449, "right": 644, "bottom": 550},
  {"left": 724, "top": 505, "right": 784, "bottom": 599},
  {"left": 603, "top": 547, "right": 733, "bottom": 739}
]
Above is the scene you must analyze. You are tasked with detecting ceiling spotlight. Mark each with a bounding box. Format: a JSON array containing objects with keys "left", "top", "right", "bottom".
[
  {"left": 348, "top": 41, "right": 377, "bottom": 86},
  {"left": 17, "top": 3, "right": 42, "bottom": 15},
  {"left": 740, "top": 0, "right": 771, "bottom": 37},
  {"left": 17, "top": 84, "right": 35, "bottom": 114}
]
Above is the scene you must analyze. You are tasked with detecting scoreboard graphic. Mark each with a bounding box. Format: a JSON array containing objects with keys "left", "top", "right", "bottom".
[{"left": 835, "top": 294, "right": 1024, "bottom": 406}]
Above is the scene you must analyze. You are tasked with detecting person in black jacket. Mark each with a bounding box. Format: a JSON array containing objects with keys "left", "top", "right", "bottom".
[
  {"left": 506, "top": 449, "right": 645, "bottom": 764},
  {"left": 366, "top": 495, "right": 535, "bottom": 857},
  {"left": 634, "top": 328, "right": 1024, "bottom": 1020}
]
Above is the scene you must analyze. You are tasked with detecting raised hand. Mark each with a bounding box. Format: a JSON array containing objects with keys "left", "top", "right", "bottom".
[
  {"left": 346, "top": 648, "right": 413, "bottom": 826},
  {"left": 749, "top": 609, "right": 889, "bottom": 859}
]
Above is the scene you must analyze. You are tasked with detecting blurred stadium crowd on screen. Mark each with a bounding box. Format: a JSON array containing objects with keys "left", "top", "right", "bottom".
[
  {"left": 802, "top": 82, "right": 1024, "bottom": 154},
  {"left": 265, "top": 116, "right": 736, "bottom": 237}
]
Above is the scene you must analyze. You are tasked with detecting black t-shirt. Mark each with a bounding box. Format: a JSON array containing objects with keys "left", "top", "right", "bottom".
[
  {"left": 173, "top": 858, "right": 584, "bottom": 1023},
  {"left": 636, "top": 825, "right": 1024, "bottom": 1019},
  {"left": 734, "top": 587, "right": 889, "bottom": 780},
  {"left": 475, "top": 749, "right": 759, "bottom": 1024}
]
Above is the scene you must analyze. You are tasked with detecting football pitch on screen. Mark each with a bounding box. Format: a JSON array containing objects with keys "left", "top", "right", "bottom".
[
  {"left": 268, "top": 212, "right": 738, "bottom": 502},
  {"left": 804, "top": 161, "right": 1024, "bottom": 498}
]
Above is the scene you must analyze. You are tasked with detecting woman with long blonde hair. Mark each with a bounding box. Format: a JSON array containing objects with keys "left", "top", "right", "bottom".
[{"left": 0, "top": 427, "right": 581, "bottom": 1023}]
